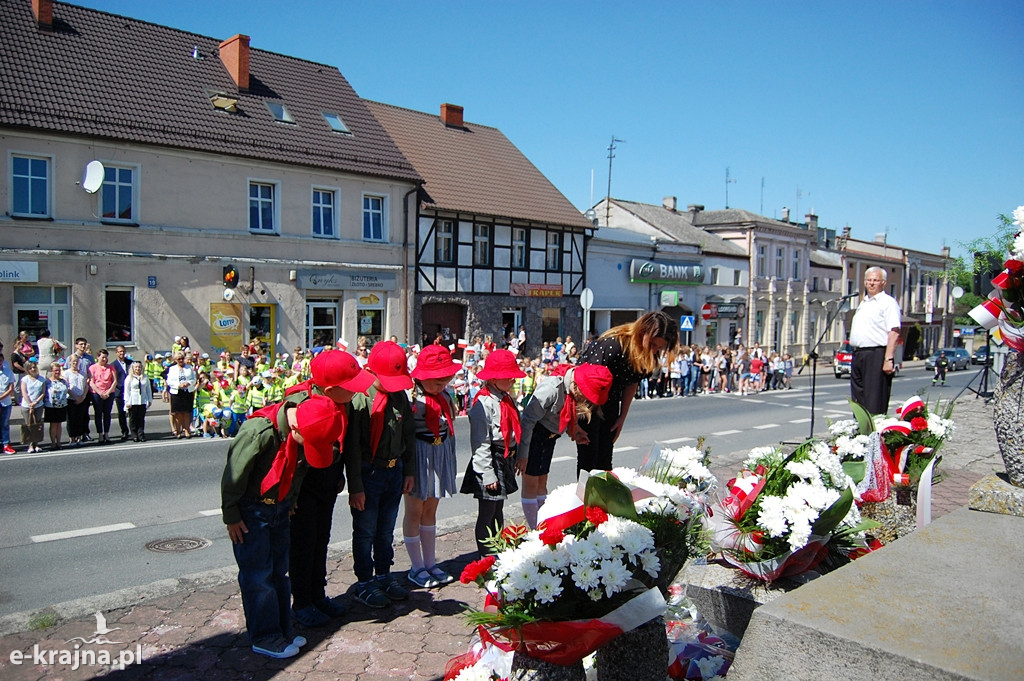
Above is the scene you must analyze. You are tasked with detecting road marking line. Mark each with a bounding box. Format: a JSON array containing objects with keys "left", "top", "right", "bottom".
[
  {"left": 614, "top": 446, "right": 638, "bottom": 453},
  {"left": 661, "top": 437, "right": 694, "bottom": 444},
  {"left": 753, "top": 424, "right": 779, "bottom": 429},
  {"left": 825, "top": 400, "right": 849, "bottom": 405},
  {"left": 552, "top": 456, "right": 574, "bottom": 463},
  {"left": 789, "top": 418, "right": 812, "bottom": 424},
  {"left": 711, "top": 429, "right": 741, "bottom": 436},
  {"left": 32, "top": 522, "right": 136, "bottom": 543},
  {"left": 199, "top": 509, "right": 221, "bottom": 517},
  {"left": 738, "top": 398, "right": 765, "bottom": 403}
]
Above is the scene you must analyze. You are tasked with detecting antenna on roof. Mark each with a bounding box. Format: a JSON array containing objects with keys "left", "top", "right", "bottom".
[
  {"left": 725, "top": 167, "right": 736, "bottom": 209},
  {"left": 605, "top": 136, "right": 625, "bottom": 226},
  {"left": 191, "top": 46, "right": 203, "bottom": 60}
]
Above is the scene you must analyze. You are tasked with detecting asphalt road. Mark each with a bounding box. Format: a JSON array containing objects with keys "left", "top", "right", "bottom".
[{"left": 0, "top": 363, "right": 980, "bottom": 616}]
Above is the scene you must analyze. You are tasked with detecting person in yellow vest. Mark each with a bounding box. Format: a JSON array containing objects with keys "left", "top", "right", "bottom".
[
  {"left": 246, "top": 376, "right": 269, "bottom": 415},
  {"left": 515, "top": 366, "right": 536, "bottom": 408},
  {"left": 228, "top": 384, "right": 248, "bottom": 436},
  {"left": 216, "top": 352, "right": 233, "bottom": 374},
  {"left": 266, "top": 369, "right": 285, "bottom": 404},
  {"left": 145, "top": 354, "right": 164, "bottom": 393},
  {"left": 198, "top": 353, "right": 212, "bottom": 375}
]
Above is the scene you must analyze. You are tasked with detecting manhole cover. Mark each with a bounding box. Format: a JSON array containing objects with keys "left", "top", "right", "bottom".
[{"left": 145, "top": 537, "right": 211, "bottom": 553}]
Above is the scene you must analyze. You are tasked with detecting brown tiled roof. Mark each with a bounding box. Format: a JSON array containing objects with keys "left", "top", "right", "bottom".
[
  {"left": 364, "top": 101, "right": 592, "bottom": 230},
  {"left": 0, "top": 1, "right": 420, "bottom": 182}
]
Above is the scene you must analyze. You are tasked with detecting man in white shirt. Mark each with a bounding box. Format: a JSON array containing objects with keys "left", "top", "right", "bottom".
[{"left": 849, "top": 267, "right": 902, "bottom": 415}]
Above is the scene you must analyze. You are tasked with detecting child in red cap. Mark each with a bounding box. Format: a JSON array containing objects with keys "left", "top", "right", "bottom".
[
  {"left": 517, "top": 363, "right": 613, "bottom": 528},
  {"left": 461, "top": 349, "right": 525, "bottom": 557},
  {"left": 404, "top": 345, "right": 460, "bottom": 588},
  {"left": 344, "top": 341, "right": 417, "bottom": 608},
  {"left": 220, "top": 394, "right": 344, "bottom": 660}
]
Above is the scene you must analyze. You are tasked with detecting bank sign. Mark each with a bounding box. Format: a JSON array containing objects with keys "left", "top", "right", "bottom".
[
  {"left": 629, "top": 259, "right": 702, "bottom": 285},
  {"left": 0, "top": 261, "right": 39, "bottom": 283}
]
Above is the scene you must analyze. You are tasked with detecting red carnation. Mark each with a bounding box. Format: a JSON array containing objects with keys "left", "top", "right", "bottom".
[
  {"left": 585, "top": 506, "right": 609, "bottom": 525},
  {"left": 460, "top": 555, "right": 496, "bottom": 584},
  {"left": 910, "top": 416, "right": 928, "bottom": 431},
  {"left": 540, "top": 526, "right": 564, "bottom": 546}
]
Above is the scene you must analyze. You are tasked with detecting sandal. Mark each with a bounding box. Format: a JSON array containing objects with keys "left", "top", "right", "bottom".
[
  {"left": 428, "top": 566, "right": 455, "bottom": 585},
  {"left": 408, "top": 568, "right": 439, "bottom": 588}
]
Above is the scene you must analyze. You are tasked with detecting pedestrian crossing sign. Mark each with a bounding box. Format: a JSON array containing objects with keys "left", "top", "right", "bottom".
[{"left": 680, "top": 315, "right": 694, "bottom": 331}]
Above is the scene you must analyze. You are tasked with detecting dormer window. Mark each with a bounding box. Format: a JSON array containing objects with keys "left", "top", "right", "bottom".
[
  {"left": 322, "top": 112, "right": 351, "bottom": 135},
  {"left": 265, "top": 101, "right": 294, "bottom": 124}
]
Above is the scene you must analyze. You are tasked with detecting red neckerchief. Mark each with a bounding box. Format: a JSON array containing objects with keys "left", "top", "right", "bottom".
[
  {"left": 558, "top": 385, "right": 578, "bottom": 441},
  {"left": 369, "top": 390, "right": 389, "bottom": 458},
  {"left": 423, "top": 391, "right": 453, "bottom": 440},
  {"left": 474, "top": 386, "right": 520, "bottom": 458},
  {"left": 252, "top": 401, "right": 298, "bottom": 500}
]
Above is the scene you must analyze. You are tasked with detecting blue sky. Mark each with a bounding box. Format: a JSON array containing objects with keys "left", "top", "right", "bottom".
[{"left": 75, "top": 1, "right": 1023, "bottom": 258}]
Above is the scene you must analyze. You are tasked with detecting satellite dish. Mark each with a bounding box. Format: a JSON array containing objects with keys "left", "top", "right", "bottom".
[
  {"left": 223, "top": 288, "right": 235, "bottom": 301},
  {"left": 81, "top": 161, "right": 105, "bottom": 194},
  {"left": 951, "top": 286, "right": 965, "bottom": 300}
]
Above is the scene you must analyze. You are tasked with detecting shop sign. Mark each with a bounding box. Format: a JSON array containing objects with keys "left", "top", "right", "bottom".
[
  {"left": 296, "top": 270, "right": 397, "bottom": 291},
  {"left": 715, "top": 302, "right": 746, "bottom": 318},
  {"left": 0, "top": 261, "right": 39, "bottom": 283},
  {"left": 510, "top": 283, "right": 562, "bottom": 297},
  {"left": 629, "top": 259, "right": 702, "bottom": 285}
]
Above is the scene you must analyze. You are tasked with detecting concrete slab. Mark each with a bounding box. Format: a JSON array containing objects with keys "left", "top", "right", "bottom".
[{"left": 729, "top": 507, "right": 1024, "bottom": 681}]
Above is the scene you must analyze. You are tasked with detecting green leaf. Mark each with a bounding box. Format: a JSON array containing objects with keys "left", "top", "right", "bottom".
[
  {"left": 812, "top": 487, "right": 854, "bottom": 536},
  {"left": 842, "top": 460, "right": 866, "bottom": 484},
  {"left": 849, "top": 399, "right": 875, "bottom": 434},
  {"left": 583, "top": 472, "right": 639, "bottom": 521}
]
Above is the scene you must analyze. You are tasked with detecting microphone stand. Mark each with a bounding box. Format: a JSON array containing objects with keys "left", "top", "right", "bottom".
[{"left": 798, "top": 295, "right": 854, "bottom": 439}]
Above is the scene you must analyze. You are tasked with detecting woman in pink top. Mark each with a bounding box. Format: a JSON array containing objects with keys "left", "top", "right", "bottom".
[{"left": 88, "top": 348, "right": 116, "bottom": 444}]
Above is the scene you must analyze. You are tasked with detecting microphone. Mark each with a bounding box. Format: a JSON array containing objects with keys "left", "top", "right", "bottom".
[{"left": 837, "top": 292, "right": 861, "bottom": 300}]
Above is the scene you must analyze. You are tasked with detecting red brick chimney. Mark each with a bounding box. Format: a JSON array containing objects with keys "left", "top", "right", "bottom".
[
  {"left": 219, "top": 34, "right": 250, "bottom": 91},
  {"left": 440, "top": 103, "right": 464, "bottom": 128},
  {"left": 32, "top": 0, "right": 53, "bottom": 30}
]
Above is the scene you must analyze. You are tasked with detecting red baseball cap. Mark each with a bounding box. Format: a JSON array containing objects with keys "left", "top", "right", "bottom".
[
  {"left": 411, "top": 345, "right": 459, "bottom": 380},
  {"left": 294, "top": 395, "right": 344, "bottom": 468},
  {"left": 367, "top": 341, "right": 414, "bottom": 392},
  {"left": 476, "top": 349, "right": 526, "bottom": 380},
  {"left": 311, "top": 349, "right": 374, "bottom": 394},
  {"left": 571, "top": 363, "right": 612, "bottom": 406}
]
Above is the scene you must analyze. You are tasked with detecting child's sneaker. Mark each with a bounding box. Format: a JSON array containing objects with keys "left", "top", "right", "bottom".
[
  {"left": 377, "top": 574, "right": 409, "bottom": 601},
  {"left": 314, "top": 596, "right": 348, "bottom": 618},
  {"left": 353, "top": 581, "right": 390, "bottom": 609}
]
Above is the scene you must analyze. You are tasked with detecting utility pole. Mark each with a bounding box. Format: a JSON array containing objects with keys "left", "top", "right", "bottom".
[{"left": 605, "top": 136, "right": 625, "bottom": 226}]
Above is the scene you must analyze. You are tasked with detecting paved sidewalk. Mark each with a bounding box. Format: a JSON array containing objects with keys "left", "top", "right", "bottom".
[{"left": 0, "top": 391, "right": 1006, "bottom": 680}]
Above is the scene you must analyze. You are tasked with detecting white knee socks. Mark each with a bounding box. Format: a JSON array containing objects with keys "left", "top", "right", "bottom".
[
  {"left": 522, "top": 497, "right": 538, "bottom": 529},
  {"left": 404, "top": 534, "right": 425, "bottom": 571},
  {"left": 420, "top": 525, "right": 437, "bottom": 568}
]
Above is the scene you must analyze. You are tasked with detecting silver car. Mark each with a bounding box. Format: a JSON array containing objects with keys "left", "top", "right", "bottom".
[{"left": 924, "top": 348, "right": 970, "bottom": 371}]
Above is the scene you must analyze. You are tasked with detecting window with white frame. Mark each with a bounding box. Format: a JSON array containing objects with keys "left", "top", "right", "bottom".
[
  {"left": 757, "top": 245, "right": 766, "bottom": 278},
  {"left": 105, "top": 286, "right": 134, "bottom": 345},
  {"left": 775, "top": 247, "right": 785, "bottom": 278},
  {"left": 733, "top": 270, "right": 741, "bottom": 286},
  {"left": 710, "top": 267, "right": 719, "bottom": 285},
  {"left": 11, "top": 154, "right": 50, "bottom": 217},
  {"left": 792, "top": 250, "right": 801, "bottom": 280},
  {"left": 436, "top": 220, "right": 454, "bottom": 263},
  {"left": 789, "top": 311, "right": 798, "bottom": 343},
  {"left": 545, "top": 232, "right": 561, "bottom": 271},
  {"left": 249, "top": 181, "right": 277, "bottom": 233},
  {"left": 473, "top": 224, "right": 491, "bottom": 266},
  {"left": 511, "top": 227, "right": 527, "bottom": 269},
  {"left": 311, "top": 188, "right": 337, "bottom": 238},
  {"left": 101, "top": 165, "right": 137, "bottom": 222},
  {"left": 362, "top": 194, "right": 386, "bottom": 241}
]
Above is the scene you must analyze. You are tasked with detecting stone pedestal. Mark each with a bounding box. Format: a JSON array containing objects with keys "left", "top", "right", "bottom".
[
  {"left": 509, "top": 651, "right": 585, "bottom": 681},
  {"left": 596, "top": 616, "right": 667, "bottom": 681},
  {"left": 677, "top": 558, "right": 810, "bottom": 637},
  {"left": 969, "top": 473, "right": 1024, "bottom": 517},
  {"left": 994, "top": 351, "right": 1024, "bottom": 486}
]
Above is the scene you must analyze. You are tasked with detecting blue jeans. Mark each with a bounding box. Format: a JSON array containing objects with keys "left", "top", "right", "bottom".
[
  {"left": 0, "top": 403, "right": 10, "bottom": 444},
  {"left": 232, "top": 499, "right": 294, "bottom": 645},
  {"left": 350, "top": 461, "right": 404, "bottom": 583}
]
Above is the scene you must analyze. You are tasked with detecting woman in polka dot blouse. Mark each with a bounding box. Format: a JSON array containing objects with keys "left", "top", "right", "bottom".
[{"left": 575, "top": 310, "right": 678, "bottom": 474}]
